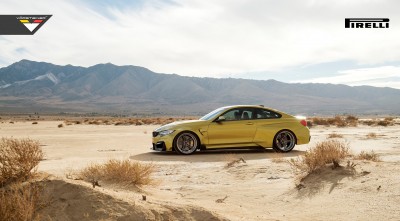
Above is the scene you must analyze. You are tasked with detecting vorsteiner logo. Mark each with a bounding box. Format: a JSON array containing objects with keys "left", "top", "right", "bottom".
[
  {"left": 0, "top": 15, "right": 52, "bottom": 35},
  {"left": 345, "top": 18, "right": 389, "bottom": 28}
]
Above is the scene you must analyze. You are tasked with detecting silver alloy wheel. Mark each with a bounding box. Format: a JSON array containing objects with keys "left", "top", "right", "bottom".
[
  {"left": 274, "top": 130, "right": 296, "bottom": 152},
  {"left": 175, "top": 132, "right": 198, "bottom": 154}
]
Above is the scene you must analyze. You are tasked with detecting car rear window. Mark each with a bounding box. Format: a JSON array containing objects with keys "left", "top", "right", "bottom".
[{"left": 255, "top": 108, "right": 281, "bottom": 119}]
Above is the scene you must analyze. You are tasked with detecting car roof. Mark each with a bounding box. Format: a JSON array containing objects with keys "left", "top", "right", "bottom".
[
  {"left": 219, "top": 105, "right": 291, "bottom": 116},
  {"left": 209, "top": 104, "right": 294, "bottom": 117},
  {"left": 221, "top": 105, "right": 273, "bottom": 109}
]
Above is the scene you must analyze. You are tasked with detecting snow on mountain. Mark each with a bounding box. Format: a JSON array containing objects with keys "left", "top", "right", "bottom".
[{"left": 0, "top": 72, "right": 59, "bottom": 89}]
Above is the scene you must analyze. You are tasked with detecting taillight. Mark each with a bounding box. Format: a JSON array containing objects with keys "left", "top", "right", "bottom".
[{"left": 300, "top": 119, "right": 307, "bottom": 127}]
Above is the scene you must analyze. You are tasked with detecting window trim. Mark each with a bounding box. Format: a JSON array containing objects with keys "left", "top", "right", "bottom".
[{"left": 254, "top": 108, "right": 282, "bottom": 119}]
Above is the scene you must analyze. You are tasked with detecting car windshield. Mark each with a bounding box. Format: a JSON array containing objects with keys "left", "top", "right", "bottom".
[{"left": 199, "top": 107, "right": 228, "bottom": 120}]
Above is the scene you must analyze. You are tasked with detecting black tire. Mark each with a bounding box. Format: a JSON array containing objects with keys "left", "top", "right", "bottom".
[
  {"left": 272, "top": 130, "right": 296, "bottom": 153},
  {"left": 173, "top": 131, "right": 200, "bottom": 155}
]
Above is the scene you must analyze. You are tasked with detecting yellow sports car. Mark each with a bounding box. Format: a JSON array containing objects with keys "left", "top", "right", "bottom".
[{"left": 152, "top": 105, "right": 310, "bottom": 155}]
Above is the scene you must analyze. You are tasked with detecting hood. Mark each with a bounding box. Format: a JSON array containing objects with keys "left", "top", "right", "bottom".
[{"left": 154, "top": 119, "right": 205, "bottom": 132}]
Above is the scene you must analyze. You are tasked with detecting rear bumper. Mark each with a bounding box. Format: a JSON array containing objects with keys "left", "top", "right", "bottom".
[{"left": 296, "top": 129, "right": 311, "bottom": 145}]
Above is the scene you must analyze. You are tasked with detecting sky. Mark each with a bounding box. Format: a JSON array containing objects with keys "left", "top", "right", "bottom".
[{"left": 1, "top": 0, "right": 400, "bottom": 89}]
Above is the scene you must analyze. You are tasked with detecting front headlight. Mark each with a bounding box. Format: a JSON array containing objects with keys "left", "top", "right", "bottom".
[{"left": 159, "top": 129, "right": 175, "bottom": 137}]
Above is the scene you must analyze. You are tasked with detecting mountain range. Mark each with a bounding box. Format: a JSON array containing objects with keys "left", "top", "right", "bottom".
[{"left": 0, "top": 60, "right": 400, "bottom": 116}]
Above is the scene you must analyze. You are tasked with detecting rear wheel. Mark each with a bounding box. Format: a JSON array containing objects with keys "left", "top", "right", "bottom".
[
  {"left": 173, "top": 132, "right": 199, "bottom": 155},
  {"left": 273, "top": 130, "right": 296, "bottom": 152}
]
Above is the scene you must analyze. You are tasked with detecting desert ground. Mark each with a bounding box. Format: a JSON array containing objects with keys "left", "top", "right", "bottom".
[{"left": 1, "top": 119, "right": 400, "bottom": 220}]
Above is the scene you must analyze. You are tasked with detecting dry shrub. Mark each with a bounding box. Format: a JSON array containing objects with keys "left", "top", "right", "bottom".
[
  {"left": 328, "top": 133, "right": 344, "bottom": 139},
  {"left": 346, "top": 115, "right": 358, "bottom": 127},
  {"left": 65, "top": 117, "right": 196, "bottom": 126},
  {"left": 0, "top": 183, "right": 43, "bottom": 221},
  {"left": 114, "top": 121, "right": 125, "bottom": 126},
  {"left": 346, "top": 115, "right": 358, "bottom": 121},
  {"left": 271, "top": 153, "right": 286, "bottom": 163},
  {"left": 88, "top": 120, "right": 101, "bottom": 125},
  {"left": 289, "top": 140, "right": 350, "bottom": 174},
  {"left": 223, "top": 153, "right": 246, "bottom": 168},
  {"left": 354, "top": 150, "right": 380, "bottom": 162},
  {"left": 311, "top": 117, "right": 329, "bottom": 126},
  {"left": 0, "top": 138, "right": 44, "bottom": 221},
  {"left": 312, "top": 115, "right": 358, "bottom": 127},
  {"left": 80, "top": 159, "right": 154, "bottom": 187},
  {"left": 366, "top": 132, "right": 377, "bottom": 139},
  {"left": 362, "top": 118, "right": 394, "bottom": 127},
  {"left": 57, "top": 124, "right": 63, "bottom": 128},
  {"left": 362, "top": 120, "right": 376, "bottom": 126},
  {"left": 0, "top": 138, "right": 43, "bottom": 186},
  {"left": 32, "top": 122, "right": 38, "bottom": 125},
  {"left": 377, "top": 120, "right": 392, "bottom": 127},
  {"left": 332, "top": 116, "right": 346, "bottom": 127}
]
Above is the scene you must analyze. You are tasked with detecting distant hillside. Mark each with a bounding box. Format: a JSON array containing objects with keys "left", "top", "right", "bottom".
[{"left": 1, "top": 60, "right": 400, "bottom": 115}]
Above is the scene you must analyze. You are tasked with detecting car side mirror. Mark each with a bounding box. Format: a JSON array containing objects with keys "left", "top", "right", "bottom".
[{"left": 215, "top": 116, "right": 226, "bottom": 122}]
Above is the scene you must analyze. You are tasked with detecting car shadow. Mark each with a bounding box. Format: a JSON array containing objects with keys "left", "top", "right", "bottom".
[{"left": 130, "top": 148, "right": 305, "bottom": 162}]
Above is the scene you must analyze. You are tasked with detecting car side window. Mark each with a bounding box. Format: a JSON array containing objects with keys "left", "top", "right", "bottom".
[
  {"left": 221, "top": 108, "right": 254, "bottom": 121},
  {"left": 255, "top": 108, "right": 281, "bottom": 119}
]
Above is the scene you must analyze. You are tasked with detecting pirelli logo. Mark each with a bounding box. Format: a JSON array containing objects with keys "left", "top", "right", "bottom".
[{"left": 345, "top": 18, "right": 389, "bottom": 28}]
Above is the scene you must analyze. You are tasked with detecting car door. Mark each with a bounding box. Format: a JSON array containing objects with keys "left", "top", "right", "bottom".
[
  {"left": 251, "top": 107, "right": 284, "bottom": 146},
  {"left": 207, "top": 107, "right": 257, "bottom": 145}
]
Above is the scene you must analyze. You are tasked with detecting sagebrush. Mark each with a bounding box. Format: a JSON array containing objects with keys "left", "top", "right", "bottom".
[
  {"left": 328, "top": 133, "right": 344, "bottom": 138},
  {"left": 80, "top": 159, "right": 154, "bottom": 186},
  {"left": 0, "top": 138, "right": 44, "bottom": 221},
  {"left": 0, "top": 183, "right": 43, "bottom": 221},
  {"left": 0, "top": 138, "right": 43, "bottom": 186},
  {"left": 311, "top": 115, "right": 358, "bottom": 127},
  {"left": 289, "top": 140, "right": 350, "bottom": 174},
  {"left": 354, "top": 150, "right": 380, "bottom": 162},
  {"left": 366, "top": 132, "right": 377, "bottom": 139}
]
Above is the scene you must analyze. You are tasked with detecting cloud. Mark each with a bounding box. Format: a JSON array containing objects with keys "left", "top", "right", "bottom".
[
  {"left": 292, "top": 66, "right": 400, "bottom": 89},
  {"left": 0, "top": 0, "right": 400, "bottom": 86}
]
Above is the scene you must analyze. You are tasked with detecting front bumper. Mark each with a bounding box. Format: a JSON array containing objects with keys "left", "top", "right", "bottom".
[
  {"left": 152, "top": 133, "right": 175, "bottom": 151},
  {"left": 152, "top": 141, "right": 166, "bottom": 151}
]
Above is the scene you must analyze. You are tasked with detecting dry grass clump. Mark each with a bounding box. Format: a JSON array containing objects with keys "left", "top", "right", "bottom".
[
  {"left": 377, "top": 119, "right": 393, "bottom": 127},
  {"left": 80, "top": 159, "right": 154, "bottom": 187},
  {"left": 32, "top": 122, "right": 38, "bottom": 125},
  {"left": 112, "top": 117, "right": 194, "bottom": 126},
  {"left": 223, "top": 154, "right": 246, "bottom": 168},
  {"left": 327, "top": 133, "right": 344, "bottom": 138},
  {"left": 329, "top": 116, "right": 346, "bottom": 127},
  {"left": 345, "top": 115, "right": 358, "bottom": 127},
  {"left": 361, "top": 120, "right": 376, "bottom": 126},
  {"left": 65, "top": 117, "right": 196, "bottom": 126},
  {"left": 366, "top": 132, "right": 377, "bottom": 139},
  {"left": 57, "top": 123, "right": 63, "bottom": 128},
  {"left": 310, "top": 117, "right": 329, "bottom": 126},
  {"left": 0, "top": 138, "right": 43, "bottom": 186},
  {"left": 0, "top": 183, "right": 43, "bottom": 221},
  {"left": 271, "top": 153, "right": 286, "bottom": 163},
  {"left": 311, "top": 115, "right": 358, "bottom": 127},
  {"left": 289, "top": 140, "right": 350, "bottom": 174},
  {"left": 354, "top": 150, "right": 380, "bottom": 162},
  {"left": 0, "top": 138, "right": 44, "bottom": 221},
  {"left": 361, "top": 117, "right": 395, "bottom": 127}
]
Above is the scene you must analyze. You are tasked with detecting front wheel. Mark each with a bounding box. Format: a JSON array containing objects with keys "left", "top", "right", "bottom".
[
  {"left": 273, "top": 130, "right": 296, "bottom": 152},
  {"left": 173, "top": 132, "right": 200, "bottom": 155}
]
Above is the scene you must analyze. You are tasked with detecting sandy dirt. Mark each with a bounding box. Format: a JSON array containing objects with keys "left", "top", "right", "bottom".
[{"left": 1, "top": 120, "right": 400, "bottom": 220}]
